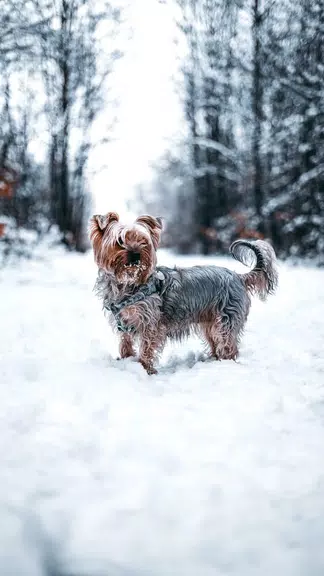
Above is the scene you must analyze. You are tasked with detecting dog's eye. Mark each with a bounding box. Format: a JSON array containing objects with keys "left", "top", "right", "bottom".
[{"left": 117, "top": 235, "right": 125, "bottom": 248}]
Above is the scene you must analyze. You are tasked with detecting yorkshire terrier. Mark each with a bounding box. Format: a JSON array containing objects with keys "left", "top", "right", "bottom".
[{"left": 89, "top": 212, "right": 278, "bottom": 374}]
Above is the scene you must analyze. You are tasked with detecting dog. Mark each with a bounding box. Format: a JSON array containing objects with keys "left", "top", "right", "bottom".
[{"left": 89, "top": 212, "right": 278, "bottom": 374}]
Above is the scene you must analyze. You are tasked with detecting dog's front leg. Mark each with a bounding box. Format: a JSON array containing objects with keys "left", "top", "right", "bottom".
[
  {"left": 119, "top": 332, "right": 136, "bottom": 359},
  {"left": 139, "top": 327, "right": 166, "bottom": 375}
]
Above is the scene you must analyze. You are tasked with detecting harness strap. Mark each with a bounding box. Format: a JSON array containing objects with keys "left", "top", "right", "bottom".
[{"left": 104, "top": 274, "right": 163, "bottom": 333}]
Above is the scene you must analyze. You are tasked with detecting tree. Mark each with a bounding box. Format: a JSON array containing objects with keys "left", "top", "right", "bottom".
[
  {"left": 260, "top": 0, "right": 324, "bottom": 257},
  {"left": 251, "top": 0, "right": 264, "bottom": 220},
  {"left": 176, "top": 0, "right": 241, "bottom": 254},
  {"left": 0, "top": 0, "right": 122, "bottom": 253},
  {"left": 141, "top": 0, "right": 324, "bottom": 260},
  {"left": 34, "top": 0, "right": 122, "bottom": 251}
]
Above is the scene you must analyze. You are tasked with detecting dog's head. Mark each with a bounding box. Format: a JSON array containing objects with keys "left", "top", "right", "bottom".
[{"left": 89, "top": 212, "right": 163, "bottom": 284}]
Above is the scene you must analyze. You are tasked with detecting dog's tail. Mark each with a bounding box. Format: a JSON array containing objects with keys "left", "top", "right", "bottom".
[{"left": 230, "top": 239, "right": 278, "bottom": 300}]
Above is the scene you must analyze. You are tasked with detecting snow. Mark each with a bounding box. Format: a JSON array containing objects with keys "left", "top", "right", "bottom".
[{"left": 1, "top": 249, "right": 324, "bottom": 576}]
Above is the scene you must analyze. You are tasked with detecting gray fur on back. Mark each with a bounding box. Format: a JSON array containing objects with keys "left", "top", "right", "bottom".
[{"left": 158, "top": 265, "right": 250, "bottom": 334}]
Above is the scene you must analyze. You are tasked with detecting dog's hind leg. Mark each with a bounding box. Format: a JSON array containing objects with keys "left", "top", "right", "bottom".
[
  {"left": 203, "top": 317, "right": 240, "bottom": 361},
  {"left": 221, "top": 328, "right": 239, "bottom": 360},
  {"left": 202, "top": 317, "right": 224, "bottom": 360}
]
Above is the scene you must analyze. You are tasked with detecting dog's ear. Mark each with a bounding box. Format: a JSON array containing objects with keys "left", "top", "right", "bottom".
[
  {"left": 136, "top": 215, "right": 163, "bottom": 249},
  {"left": 88, "top": 212, "right": 119, "bottom": 247},
  {"left": 95, "top": 212, "right": 119, "bottom": 230}
]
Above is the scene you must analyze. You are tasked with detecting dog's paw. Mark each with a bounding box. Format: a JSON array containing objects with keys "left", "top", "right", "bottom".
[
  {"left": 139, "top": 360, "right": 158, "bottom": 376},
  {"left": 116, "top": 355, "right": 136, "bottom": 361},
  {"left": 146, "top": 367, "right": 158, "bottom": 376}
]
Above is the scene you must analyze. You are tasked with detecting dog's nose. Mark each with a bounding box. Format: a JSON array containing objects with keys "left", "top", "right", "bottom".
[{"left": 127, "top": 251, "right": 141, "bottom": 265}]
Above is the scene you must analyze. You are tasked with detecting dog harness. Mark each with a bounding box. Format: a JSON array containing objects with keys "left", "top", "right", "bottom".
[{"left": 104, "top": 272, "right": 165, "bottom": 333}]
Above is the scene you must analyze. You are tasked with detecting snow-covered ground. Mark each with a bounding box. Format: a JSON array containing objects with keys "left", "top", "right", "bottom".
[{"left": 1, "top": 249, "right": 324, "bottom": 576}]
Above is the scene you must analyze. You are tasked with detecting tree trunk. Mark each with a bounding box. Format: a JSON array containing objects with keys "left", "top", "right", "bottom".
[
  {"left": 59, "top": 0, "right": 70, "bottom": 237},
  {"left": 252, "top": 0, "right": 263, "bottom": 219}
]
